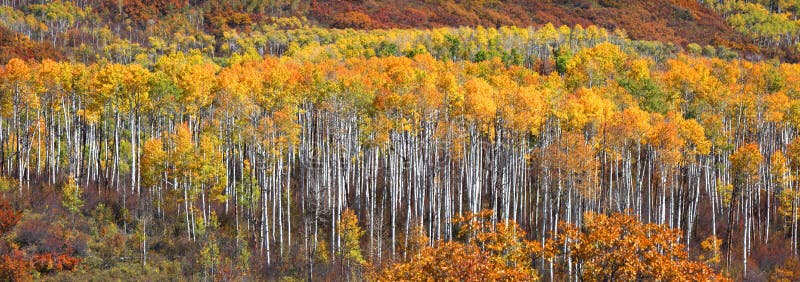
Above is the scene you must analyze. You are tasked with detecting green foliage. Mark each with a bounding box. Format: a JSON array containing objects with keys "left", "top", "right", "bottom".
[
  {"left": 474, "top": 50, "right": 491, "bottom": 62},
  {"left": 618, "top": 76, "right": 670, "bottom": 114},
  {"left": 702, "top": 45, "right": 717, "bottom": 57},
  {"left": 718, "top": 1, "right": 800, "bottom": 49},
  {"left": 315, "top": 239, "right": 330, "bottom": 264},
  {"left": 555, "top": 47, "right": 571, "bottom": 75},
  {"left": 402, "top": 44, "right": 428, "bottom": 58},
  {"left": 236, "top": 231, "right": 251, "bottom": 273},
  {"left": 501, "top": 48, "right": 524, "bottom": 66},
  {"left": 337, "top": 209, "right": 365, "bottom": 266},
  {"left": 61, "top": 177, "right": 83, "bottom": 215},
  {"left": 200, "top": 236, "right": 220, "bottom": 278},
  {"left": 717, "top": 180, "right": 734, "bottom": 206},
  {"left": 0, "top": 176, "right": 18, "bottom": 192},
  {"left": 687, "top": 43, "right": 702, "bottom": 55},
  {"left": 375, "top": 41, "right": 399, "bottom": 57}
]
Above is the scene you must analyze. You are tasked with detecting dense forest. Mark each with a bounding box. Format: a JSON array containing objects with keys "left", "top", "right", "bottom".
[{"left": 2, "top": 0, "right": 800, "bottom": 281}]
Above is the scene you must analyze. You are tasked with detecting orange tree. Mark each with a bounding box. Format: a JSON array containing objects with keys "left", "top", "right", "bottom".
[
  {"left": 544, "top": 212, "right": 728, "bottom": 281},
  {"left": 378, "top": 210, "right": 540, "bottom": 281}
]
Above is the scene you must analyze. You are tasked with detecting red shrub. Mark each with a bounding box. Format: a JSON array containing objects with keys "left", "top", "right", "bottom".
[
  {"left": 0, "top": 249, "right": 32, "bottom": 281},
  {"left": 331, "top": 11, "right": 374, "bottom": 29},
  {"left": 33, "top": 253, "right": 56, "bottom": 274},
  {"left": 33, "top": 253, "right": 82, "bottom": 274},
  {"left": 56, "top": 253, "right": 82, "bottom": 271},
  {"left": 0, "top": 197, "right": 20, "bottom": 235}
]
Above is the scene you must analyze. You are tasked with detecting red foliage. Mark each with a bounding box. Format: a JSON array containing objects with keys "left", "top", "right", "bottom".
[
  {"left": 0, "top": 249, "right": 32, "bottom": 282},
  {"left": 331, "top": 11, "right": 374, "bottom": 29},
  {"left": 307, "top": 0, "right": 747, "bottom": 50},
  {"left": 0, "top": 249, "right": 81, "bottom": 280},
  {"left": 0, "top": 26, "right": 62, "bottom": 64},
  {"left": 203, "top": 0, "right": 256, "bottom": 36},
  {"left": 98, "top": 0, "right": 188, "bottom": 26},
  {"left": 0, "top": 197, "right": 20, "bottom": 235},
  {"left": 33, "top": 253, "right": 82, "bottom": 274}
]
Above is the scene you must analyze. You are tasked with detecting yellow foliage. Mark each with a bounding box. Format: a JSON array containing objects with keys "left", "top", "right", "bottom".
[
  {"left": 464, "top": 77, "right": 497, "bottom": 126},
  {"left": 730, "top": 143, "right": 763, "bottom": 180}
]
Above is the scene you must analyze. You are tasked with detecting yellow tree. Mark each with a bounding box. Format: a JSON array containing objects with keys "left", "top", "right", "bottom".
[
  {"left": 565, "top": 42, "right": 627, "bottom": 89},
  {"left": 141, "top": 138, "right": 165, "bottom": 189},
  {"left": 556, "top": 87, "right": 615, "bottom": 134},
  {"left": 155, "top": 51, "right": 220, "bottom": 116},
  {"left": 728, "top": 143, "right": 763, "bottom": 275},
  {"left": 494, "top": 73, "right": 547, "bottom": 136},
  {"left": 122, "top": 64, "right": 151, "bottom": 195},
  {"left": 782, "top": 138, "right": 800, "bottom": 253},
  {"left": 141, "top": 137, "right": 166, "bottom": 215},
  {"left": 197, "top": 134, "right": 227, "bottom": 205},
  {"left": 169, "top": 123, "right": 199, "bottom": 239},
  {"left": 1, "top": 58, "right": 43, "bottom": 188},
  {"left": 463, "top": 77, "right": 497, "bottom": 133},
  {"left": 338, "top": 208, "right": 366, "bottom": 280},
  {"left": 62, "top": 176, "right": 83, "bottom": 215},
  {"left": 774, "top": 151, "right": 797, "bottom": 228}
]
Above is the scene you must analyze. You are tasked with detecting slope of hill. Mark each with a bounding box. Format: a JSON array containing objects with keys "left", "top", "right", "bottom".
[
  {"left": 0, "top": 26, "right": 62, "bottom": 63},
  {"left": 307, "top": 0, "right": 755, "bottom": 54},
  {"left": 0, "top": 0, "right": 771, "bottom": 62}
]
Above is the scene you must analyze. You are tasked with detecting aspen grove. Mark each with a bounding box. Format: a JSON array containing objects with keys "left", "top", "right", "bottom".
[{"left": 0, "top": 22, "right": 797, "bottom": 280}]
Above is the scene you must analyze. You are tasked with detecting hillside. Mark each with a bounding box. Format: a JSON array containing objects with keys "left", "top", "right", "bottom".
[
  {"left": 0, "top": 26, "right": 62, "bottom": 62},
  {"left": 308, "top": 0, "right": 747, "bottom": 49},
  {"left": 0, "top": 0, "right": 779, "bottom": 62}
]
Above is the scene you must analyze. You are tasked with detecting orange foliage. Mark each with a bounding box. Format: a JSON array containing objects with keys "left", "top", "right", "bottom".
[
  {"left": 0, "top": 26, "right": 62, "bottom": 64},
  {"left": 379, "top": 210, "right": 540, "bottom": 281},
  {"left": 0, "top": 198, "right": 81, "bottom": 280},
  {"left": 332, "top": 11, "right": 375, "bottom": 29},
  {"left": 545, "top": 212, "right": 727, "bottom": 281},
  {"left": 771, "top": 257, "right": 800, "bottom": 281},
  {"left": 0, "top": 249, "right": 32, "bottom": 282},
  {"left": 0, "top": 249, "right": 81, "bottom": 280},
  {"left": 32, "top": 253, "right": 82, "bottom": 274}
]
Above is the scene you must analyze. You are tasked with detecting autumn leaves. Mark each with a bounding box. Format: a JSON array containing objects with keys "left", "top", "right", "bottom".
[{"left": 4, "top": 23, "right": 800, "bottom": 279}]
